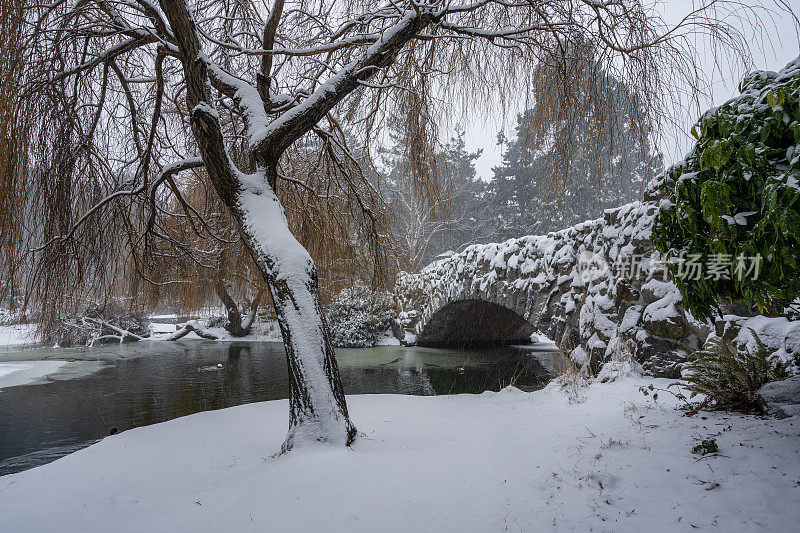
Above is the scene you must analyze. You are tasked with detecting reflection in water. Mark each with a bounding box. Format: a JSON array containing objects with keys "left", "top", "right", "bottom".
[{"left": 0, "top": 341, "right": 554, "bottom": 476}]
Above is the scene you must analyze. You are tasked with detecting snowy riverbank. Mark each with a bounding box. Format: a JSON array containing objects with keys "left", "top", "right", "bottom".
[
  {"left": 3, "top": 319, "right": 396, "bottom": 350},
  {"left": 0, "top": 323, "right": 37, "bottom": 351},
  {"left": 1, "top": 375, "right": 798, "bottom": 532}
]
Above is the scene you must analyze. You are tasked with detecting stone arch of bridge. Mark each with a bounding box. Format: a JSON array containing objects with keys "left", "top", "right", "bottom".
[{"left": 415, "top": 299, "right": 538, "bottom": 348}]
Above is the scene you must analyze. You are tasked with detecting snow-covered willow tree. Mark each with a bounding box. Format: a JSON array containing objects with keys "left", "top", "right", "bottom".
[{"left": 14, "top": 0, "right": 779, "bottom": 449}]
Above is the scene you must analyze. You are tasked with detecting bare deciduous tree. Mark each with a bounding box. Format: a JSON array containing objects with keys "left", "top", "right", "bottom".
[{"left": 13, "top": 0, "right": 789, "bottom": 450}]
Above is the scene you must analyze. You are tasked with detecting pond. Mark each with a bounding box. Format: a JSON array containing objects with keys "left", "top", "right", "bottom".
[{"left": 0, "top": 340, "right": 559, "bottom": 476}]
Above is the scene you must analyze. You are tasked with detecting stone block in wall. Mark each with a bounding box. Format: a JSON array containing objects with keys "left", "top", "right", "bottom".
[
  {"left": 637, "top": 336, "right": 689, "bottom": 378},
  {"left": 643, "top": 311, "right": 689, "bottom": 340},
  {"left": 615, "top": 279, "right": 640, "bottom": 302}
]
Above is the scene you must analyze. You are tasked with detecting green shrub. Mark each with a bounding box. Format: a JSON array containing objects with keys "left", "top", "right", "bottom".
[
  {"left": 685, "top": 329, "right": 788, "bottom": 412},
  {"left": 692, "top": 439, "right": 719, "bottom": 455},
  {"left": 651, "top": 58, "right": 800, "bottom": 321}
]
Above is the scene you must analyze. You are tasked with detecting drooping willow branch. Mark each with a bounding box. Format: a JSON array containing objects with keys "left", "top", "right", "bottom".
[{"left": 11, "top": 0, "right": 790, "bottom": 327}]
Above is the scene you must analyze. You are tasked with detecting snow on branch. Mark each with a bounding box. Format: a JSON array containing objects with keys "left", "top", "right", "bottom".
[{"left": 251, "top": 8, "right": 436, "bottom": 158}]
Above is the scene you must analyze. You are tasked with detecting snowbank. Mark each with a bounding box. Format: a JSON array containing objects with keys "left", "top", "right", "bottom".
[{"left": 2, "top": 377, "right": 798, "bottom": 532}]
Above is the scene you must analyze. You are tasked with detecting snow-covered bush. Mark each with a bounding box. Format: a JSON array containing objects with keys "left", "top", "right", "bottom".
[
  {"left": 553, "top": 346, "right": 589, "bottom": 403},
  {"left": 327, "top": 282, "right": 396, "bottom": 348}
]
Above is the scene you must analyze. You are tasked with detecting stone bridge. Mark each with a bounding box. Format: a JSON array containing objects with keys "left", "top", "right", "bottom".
[{"left": 395, "top": 201, "right": 710, "bottom": 378}]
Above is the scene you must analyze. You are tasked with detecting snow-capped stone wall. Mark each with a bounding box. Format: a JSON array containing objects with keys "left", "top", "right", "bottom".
[{"left": 395, "top": 201, "right": 709, "bottom": 377}]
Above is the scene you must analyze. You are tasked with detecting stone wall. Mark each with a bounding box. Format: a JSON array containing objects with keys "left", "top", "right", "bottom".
[{"left": 395, "top": 201, "right": 709, "bottom": 378}]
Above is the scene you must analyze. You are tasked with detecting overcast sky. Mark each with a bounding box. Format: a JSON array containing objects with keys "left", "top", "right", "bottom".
[{"left": 460, "top": 0, "right": 800, "bottom": 182}]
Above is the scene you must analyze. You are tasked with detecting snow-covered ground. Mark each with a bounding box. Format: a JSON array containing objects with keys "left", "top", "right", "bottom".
[{"left": 1, "top": 375, "right": 798, "bottom": 532}]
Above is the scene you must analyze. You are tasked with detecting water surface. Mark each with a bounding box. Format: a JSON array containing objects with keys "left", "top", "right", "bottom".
[{"left": 0, "top": 340, "right": 556, "bottom": 476}]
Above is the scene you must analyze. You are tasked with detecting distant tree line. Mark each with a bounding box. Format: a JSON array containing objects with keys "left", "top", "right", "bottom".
[{"left": 382, "top": 64, "right": 663, "bottom": 270}]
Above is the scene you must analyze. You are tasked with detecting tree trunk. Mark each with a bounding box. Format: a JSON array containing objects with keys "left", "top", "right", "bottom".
[
  {"left": 218, "top": 191, "right": 356, "bottom": 450},
  {"left": 159, "top": 0, "right": 356, "bottom": 450},
  {"left": 242, "top": 292, "right": 262, "bottom": 333},
  {"left": 236, "top": 174, "right": 357, "bottom": 451},
  {"left": 267, "top": 260, "right": 357, "bottom": 451},
  {"left": 213, "top": 275, "right": 245, "bottom": 336},
  {"left": 166, "top": 320, "right": 219, "bottom": 340}
]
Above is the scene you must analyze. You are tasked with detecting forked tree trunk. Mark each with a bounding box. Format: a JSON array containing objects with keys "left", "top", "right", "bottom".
[
  {"left": 212, "top": 264, "right": 262, "bottom": 337},
  {"left": 213, "top": 275, "right": 245, "bottom": 336},
  {"left": 160, "top": 0, "right": 356, "bottom": 450}
]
